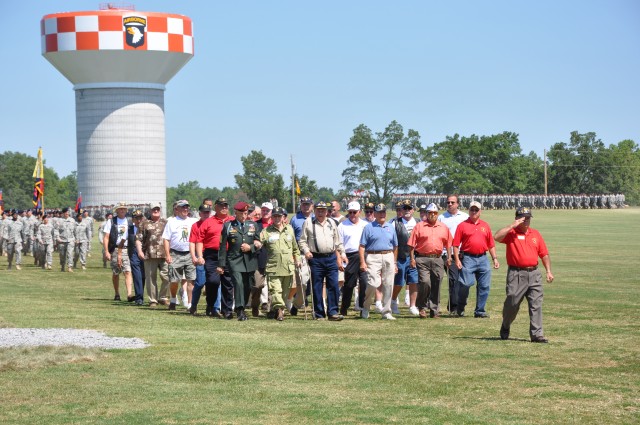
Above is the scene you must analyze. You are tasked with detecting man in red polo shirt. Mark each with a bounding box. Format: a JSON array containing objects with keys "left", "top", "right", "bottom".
[
  {"left": 452, "top": 201, "right": 500, "bottom": 318},
  {"left": 195, "top": 198, "right": 235, "bottom": 319},
  {"left": 494, "top": 207, "right": 554, "bottom": 343},
  {"left": 408, "top": 203, "right": 453, "bottom": 318}
]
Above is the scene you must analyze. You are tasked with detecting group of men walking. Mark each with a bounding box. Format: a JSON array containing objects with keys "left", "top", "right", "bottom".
[
  {"left": 2, "top": 191, "right": 556, "bottom": 343},
  {"left": 1, "top": 207, "right": 93, "bottom": 271}
]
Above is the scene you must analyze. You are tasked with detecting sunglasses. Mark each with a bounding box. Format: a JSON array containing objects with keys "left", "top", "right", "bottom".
[
  {"left": 365, "top": 210, "right": 374, "bottom": 213},
  {"left": 402, "top": 206, "right": 413, "bottom": 210},
  {"left": 348, "top": 210, "right": 359, "bottom": 214}
]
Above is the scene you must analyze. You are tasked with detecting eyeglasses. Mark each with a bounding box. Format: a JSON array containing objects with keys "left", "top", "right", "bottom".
[{"left": 447, "top": 201, "right": 456, "bottom": 204}]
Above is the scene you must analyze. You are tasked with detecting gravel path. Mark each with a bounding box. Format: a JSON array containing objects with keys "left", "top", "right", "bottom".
[{"left": 0, "top": 328, "right": 149, "bottom": 349}]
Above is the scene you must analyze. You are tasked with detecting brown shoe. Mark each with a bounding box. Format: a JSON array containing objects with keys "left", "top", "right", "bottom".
[
  {"left": 419, "top": 309, "right": 428, "bottom": 319},
  {"left": 149, "top": 302, "right": 158, "bottom": 308},
  {"left": 276, "top": 308, "right": 284, "bottom": 321},
  {"left": 328, "top": 314, "right": 344, "bottom": 321},
  {"left": 159, "top": 299, "right": 170, "bottom": 306},
  {"left": 251, "top": 306, "right": 260, "bottom": 317},
  {"left": 68, "top": 267, "right": 73, "bottom": 273}
]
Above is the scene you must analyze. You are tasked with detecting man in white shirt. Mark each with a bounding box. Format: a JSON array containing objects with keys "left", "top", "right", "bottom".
[
  {"left": 437, "top": 195, "right": 469, "bottom": 315},
  {"left": 103, "top": 203, "right": 133, "bottom": 301},
  {"left": 162, "top": 200, "right": 199, "bottom": 311},
  {"left": 337, "top": 201, "right": 369, "bottom": 316}
]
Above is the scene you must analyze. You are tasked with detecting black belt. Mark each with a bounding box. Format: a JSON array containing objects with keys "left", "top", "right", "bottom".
[
  {"left": 311, "top": 252, "right": 334, "bottom": 258},
  {"left": 346, "top": 251, "right": 360, "bottom": 256},
  {"left": 366, "top": 250, "right": 392, "bottom": 254},
  {"left": 462, "top": 251, "right": 485, "bottom": 258},
  {"left": 415, "top": 252, "right": 440, "bottom": 258},
  {"left": 170, "top": 249, "right": 189, "bottom": 255},
  {"left": 509, "top": 266, "right": 538, "bottom": 272}
]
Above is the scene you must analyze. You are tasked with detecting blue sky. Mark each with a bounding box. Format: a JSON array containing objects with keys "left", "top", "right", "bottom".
[{"left": 2, "top": 1, "right": 638, "bottom": 192}]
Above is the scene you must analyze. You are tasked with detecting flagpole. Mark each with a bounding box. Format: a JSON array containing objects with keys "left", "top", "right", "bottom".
[{"left": 290, "top": 154, "right": 296, "bottom": 213}]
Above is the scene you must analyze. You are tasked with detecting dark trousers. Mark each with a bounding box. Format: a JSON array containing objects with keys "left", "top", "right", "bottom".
[
  {"left": 340, "top": 252, "right": 368, "bottom": 315},
  {"left": 309, "top": 255, "right": 340, "bottom": 318},
  {"left": 130, "top": 251, "right": 145, "bottom": 301},
  {"left": 229, "top": 269, "right": 254, "bottom": 312},
  {"left": 204, "top": 250, "right": 233, "bottom": 314}
]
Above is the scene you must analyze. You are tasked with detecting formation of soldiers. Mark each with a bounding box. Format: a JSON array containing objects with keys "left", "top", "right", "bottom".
[
  {"left": 0, "top": 208, "right": 94, "bottom": 271},
  {"left": 390, "top": 193, "right": 627, "bottom": 210}
]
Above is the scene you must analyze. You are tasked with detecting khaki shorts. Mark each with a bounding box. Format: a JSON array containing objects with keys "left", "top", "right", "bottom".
[
  {"left": 111, "top": 248, "right": 132, "bottom": 274},
  {"left": 168, "top": 250, "right": 196, "bottom": 282}
]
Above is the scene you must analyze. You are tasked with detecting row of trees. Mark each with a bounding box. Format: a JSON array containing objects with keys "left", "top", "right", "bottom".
[
  {"left": 2, "top": 124, "right": 637, "bottom": 209},
  {"left": 342, "top": 121, "right": 639, "bottom": 204}
]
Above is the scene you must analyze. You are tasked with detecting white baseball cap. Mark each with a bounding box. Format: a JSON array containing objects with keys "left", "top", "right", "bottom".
[
  {"left": 347, "top": 201, "right": 361, "bottom": 211},
  {"left": 261, "top": 202, "right": 274, "bottom": 210}
]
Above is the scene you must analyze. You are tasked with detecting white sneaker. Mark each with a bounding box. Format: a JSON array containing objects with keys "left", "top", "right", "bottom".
[
  {"left": 374, "top": 301, "right": 383, "bottom": 313},
  {"left": 409, "top": 306, "right": 420, "bottom": 316},
  {"left": 360, "top": 309, "right": 369, "bottom": 319},
  {"left": 404, "top": 292, "right": 410, "bottom": 306},
  {"left": 354, "top": 304, "right": 362, "bottom": 312},
  {"left": 181, "top": 293, "right": 189, "bottom": 307},
  {"left": 391, "top": 300, "right": 400, "bottom": 315},
  {"left": 285, "top": 299, "right": 293, "bottom": 312},
  {"left": 382, "top": 313, "right": 396, "bottom": 320}
]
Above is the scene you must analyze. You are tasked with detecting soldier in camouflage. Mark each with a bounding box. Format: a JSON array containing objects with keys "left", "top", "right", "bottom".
[
  {"left": 74, "top": 210, "right": 92, "bottom": 270},
  {"left": 37, "top": 215, "right": 55, "bottom": 269},
  {"left": 54, "top": 207, "right": 77, "bottom": 272}
]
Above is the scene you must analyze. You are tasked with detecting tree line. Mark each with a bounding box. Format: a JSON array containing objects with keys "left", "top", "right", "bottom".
[{"left": 1, "top": 123, "right": 637, "bottom": 209}]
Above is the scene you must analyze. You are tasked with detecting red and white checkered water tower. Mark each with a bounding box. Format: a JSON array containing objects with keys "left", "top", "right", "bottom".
[{"left": 41, "top": 4, "right": 194, "bottom": 214}]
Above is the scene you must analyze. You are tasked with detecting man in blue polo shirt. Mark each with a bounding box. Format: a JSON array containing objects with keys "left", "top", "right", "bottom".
[{"left": 359, "top": 203, "right": 398, "bottom": 320}]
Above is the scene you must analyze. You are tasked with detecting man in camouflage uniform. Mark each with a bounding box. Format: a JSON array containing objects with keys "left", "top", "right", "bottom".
[
  {"left": 82, "top": 210, "right": 94, "bottom": 257},
  {"left": 74, "top": 210, "right": 92, "bottom": 270},
  {"left": 37, "top": 215, "right": 55, "bottom": 269},
  {"left": 5, "top": 210, "right": 24, "bottom": 270},
  {"left": 0, "top": 210, "right": 7, "bottom": 257},
  {"left": 55, "top": 207, "right": 77, "bottom": 272},
  {"left": 21, "top": 209, "right": 36, "bottom": 256},
  {"left": 136, "top": 202, "right": 170, "bottom": 307}
]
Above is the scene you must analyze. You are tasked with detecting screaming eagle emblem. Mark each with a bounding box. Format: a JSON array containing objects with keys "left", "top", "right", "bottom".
[{"left": 124, "top": 16, "right": 147, "bottom": 48}]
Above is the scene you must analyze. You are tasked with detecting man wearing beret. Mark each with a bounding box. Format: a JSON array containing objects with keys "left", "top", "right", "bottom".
[
  {"left": 217, "top": 201, "right": 262, "bottom": 321},
  {"left": 494, "top": 207, "right": 554, "bottom": 343}
]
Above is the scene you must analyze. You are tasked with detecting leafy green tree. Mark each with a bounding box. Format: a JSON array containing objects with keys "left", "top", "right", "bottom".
[
  {"left": 341, "top": 121, "right": 423, "bottom": 204},
  {"left": 605, "top": 140, "right": 640, "bottom": 204},
  {"left": 422, "top": 132, "right": 543, "bottom": 194},
  {"left": 548, "top": 131, "right": 609, "bottom": 194},
  {"left": 234, "top": 150, "right": 287, "bottom": 206}
]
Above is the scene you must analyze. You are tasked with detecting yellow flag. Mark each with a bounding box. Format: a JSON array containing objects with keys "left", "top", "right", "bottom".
[{"left": 295, "top": 179, "right": 301, "bottom": 195}]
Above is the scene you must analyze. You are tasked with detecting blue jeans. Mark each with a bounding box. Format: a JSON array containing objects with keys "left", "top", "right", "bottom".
[
  {"left": 130, "top": 251, "right": 145, "bottom": 302},
  {"left": 309, "top": 255, "right": 340, "bottom": 318},
  {"left": 457, "top": 254, "right": 491, "bottom": 315},
  {"left": 191, "top": 264, "right": 221, "bottom": 312}
]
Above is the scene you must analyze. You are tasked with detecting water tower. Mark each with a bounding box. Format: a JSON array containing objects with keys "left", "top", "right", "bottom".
[{"left": 41, "top": 4, "right": 194, "bottom": 214}]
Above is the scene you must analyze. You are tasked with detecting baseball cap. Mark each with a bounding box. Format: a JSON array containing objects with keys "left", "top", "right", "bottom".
[
  {"left": 234, "top": 201, "right": 249, "bottom": 211},
  {"left": 515, "top": 206, "right": 533, "bottom": 218},
  {"left": 364, "top": 202, "right": 375, "bottom": 211},
  {"left": 300, "top": 196, "right": 313, "bottom": 204},
  {"left": 261, "top": 202, "right": 274, "bottom": 210},
  {"left": 426, "top": 203, "right": 439, "bottom": 212},
  {"left": 347, "top": 201, "right": 361, "bottom": 211},
  {"left": 132, "top": 209, "right": 144, "bottom": 218},
  {"left": 199, "top": 204, "right": 212, "bottom": 212},
  {"left": 469, "top": 201, "right": 482, "bottom": 210},
  {"left": 176, "top": 200, "right": 190, "bottom": 207},
  {"left": 215, "top": 198, "right": 228, "bottom": 206},
  {"left": 314, "top": 201, "right": 329, "bottom": 209},
  {"left": 150, "top": 202, "right": 161, "bottom": 210},
  {"left": 115, "top": 202, "right": 128, "bottom": 211},
  {"left": 401, "top": 199, "right": 414, "bottom": 209},
  {"left": 272, "top": 207, "right": 286, "bottom": 216},
  {"left": 374, "top": 203, "right": 386, "bottom": 212}
]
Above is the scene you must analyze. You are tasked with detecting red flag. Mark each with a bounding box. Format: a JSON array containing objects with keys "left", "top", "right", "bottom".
[{"left": 75, "top": 192, "right": 83, "bottom": 213}]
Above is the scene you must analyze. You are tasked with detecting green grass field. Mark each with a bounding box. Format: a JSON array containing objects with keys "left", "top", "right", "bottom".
[{"left": 1, "top": 209, "right": 639, "bottom": 424}]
